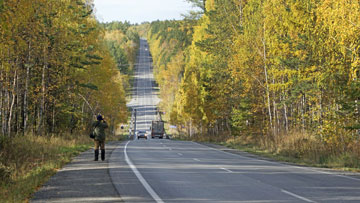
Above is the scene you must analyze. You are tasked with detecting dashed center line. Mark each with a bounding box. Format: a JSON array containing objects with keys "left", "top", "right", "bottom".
[
  {"left": 281, "top": 190, "right": 317, "bottom": 203},
  {"left": 220, "top": 167, "right": 233, "bottom": 173},
  {"left": 177, "top": 153, "right": 183, "bottom": 156},
  {"left": 193, "top": 158, "right": 201, "bottom": 162}
]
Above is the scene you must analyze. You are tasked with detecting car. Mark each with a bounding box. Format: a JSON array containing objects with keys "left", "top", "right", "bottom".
[{"left": 137, "top": 130, "right": 147, "bottom": 139}]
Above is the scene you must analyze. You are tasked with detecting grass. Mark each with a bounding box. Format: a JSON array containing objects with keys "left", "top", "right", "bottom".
[
  {"left": 0, "top": 131, "right": 127, "bottom": 203},
  {"left": 173, "top": 131, "right": 360, "bottom": 172},
  {"left": 221, "top": 139, "right": 360, "bottom": 173}
]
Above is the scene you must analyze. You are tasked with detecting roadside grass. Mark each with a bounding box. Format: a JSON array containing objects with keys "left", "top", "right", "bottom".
[
  {"left": 0, "top": 131, "right": 127, "bottom": 203},
  {"left": 173, "top": 131, "right": 360, "bottom": 172},
  {"left": 220, "top": 137, "right": 360, "bottom": 172}
]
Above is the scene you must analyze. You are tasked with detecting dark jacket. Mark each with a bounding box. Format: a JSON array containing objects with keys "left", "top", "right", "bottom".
[{"left": 92, "top": 120, "right": 108, "bottom": 141}]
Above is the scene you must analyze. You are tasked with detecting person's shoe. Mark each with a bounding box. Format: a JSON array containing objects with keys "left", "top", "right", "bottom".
[
  {"left": 101, "top": 149, "right": 105, "bottom": 161},
  {"left": 94, "top": 149, "right": 99, "bottom": 161}
]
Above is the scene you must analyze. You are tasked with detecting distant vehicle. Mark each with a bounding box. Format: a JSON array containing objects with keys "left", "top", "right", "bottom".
[
  {"left": 151, "top": 121, "right": 165, "bottom": 139},
  {"left": 165, "top": 133, "right": 170, "bottom": 139},
  {"left": 137, "top": 130, "right": 147, "bottom": 139}
]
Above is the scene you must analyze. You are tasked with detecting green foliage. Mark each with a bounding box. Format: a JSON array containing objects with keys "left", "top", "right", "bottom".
[
  {"left": 184, "top": 0, "right": 206, "bottom": 19},
  {"left": 101, "top": 20, "right": 141, "bottom": 74},
  {"left": 0, "top": 0, "right": 3, "bottom": 12},
  {"left": 106, "top": 40, "right": 130, "bottom": 73},
  {"left": 101, "top": 21, "right": 132, "bottom": 32},
  {"left": 78, "top": 83, "right": 98, "bottom": 90},
  {"left": 147, "top": 20, "right": 194, "bottom": 126}
]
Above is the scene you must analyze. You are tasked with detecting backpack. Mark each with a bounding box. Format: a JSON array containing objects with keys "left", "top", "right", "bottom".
[{"left": 89, "top": 121, "right": 100, "bottom": 139}]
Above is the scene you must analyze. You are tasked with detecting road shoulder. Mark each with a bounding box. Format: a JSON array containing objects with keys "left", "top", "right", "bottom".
[
  {"left": 197, "top": 141, "right": 360, "bottom": 179},
  {"left": 31, "top": 141, "right": 124, "bottom": 203}
]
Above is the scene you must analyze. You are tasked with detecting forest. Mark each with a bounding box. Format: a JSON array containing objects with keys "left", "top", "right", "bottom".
[
  {"left": 0, "top": 1, "right": 137, "bottom": 199},
  {"left": 0, "top": 1, "right": 137, "bottom": 137},
  {"left": 147, "top": 0, "right": 360, "bottom": 168}
]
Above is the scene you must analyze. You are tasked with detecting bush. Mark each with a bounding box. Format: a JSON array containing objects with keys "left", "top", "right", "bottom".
[{"left": 0, "top": 163, "right": 11, "bottom": 183}]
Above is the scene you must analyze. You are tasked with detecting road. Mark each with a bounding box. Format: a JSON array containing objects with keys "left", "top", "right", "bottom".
[
  {"left": 112, "top": 39, "right": 360, "bottom": 202},
  {"left": 110, "top": 139, "right": 360, "bottom": 203},
  {"left": 127, "top": 38, "right": 159, "bottom": 133}
]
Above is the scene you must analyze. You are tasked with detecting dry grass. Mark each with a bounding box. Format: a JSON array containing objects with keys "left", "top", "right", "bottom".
[
  {"left": 173, "top": 129, "right": 360, "bottom": 171},
  {"left": 0, "top": 125, "right": 128, "bottom": 202},
  {"left": 0, "top": 133, "right": 93, "bottom": 202},
  {"left": 221, "top": 131, "right": 360, "bottom": 170}
]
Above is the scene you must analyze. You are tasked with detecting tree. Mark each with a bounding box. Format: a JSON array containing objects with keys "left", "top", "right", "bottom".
[{"left": 0, "top": 0, "right": 130, "bottom": 137}]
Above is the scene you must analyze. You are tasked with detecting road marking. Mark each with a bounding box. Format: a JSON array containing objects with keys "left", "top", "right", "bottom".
[
  {"left": 193, "top": 158, "right": 201, "bottom": 162},
  {"left": 124, "top": 141, "right": 164, "bottom": 203},
  {"left": 191, "top": 141, "right": 360, "bottom": 182},
  {"left": 168, "top": 148, "right": 172, "bottom": 151},
  {"left": 281, "top": 190, "right": 317, "bottom": 203},
  {"left": 290, "top": 165, "right": 360, "bottom": 182},
  {"left": 177, "top": 153, "right": 183, "bottom": 156},
  {"left": 220, "top": 167, "right": 233, "bottom": 173}
]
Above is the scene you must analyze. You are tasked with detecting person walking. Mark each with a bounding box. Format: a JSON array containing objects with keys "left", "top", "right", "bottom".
[{"left": 93, "top": 114, "right": 108, "bottom": 161}]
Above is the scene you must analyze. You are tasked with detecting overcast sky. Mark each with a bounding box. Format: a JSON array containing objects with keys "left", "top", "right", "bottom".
[{"left": 93, "top": 0, "right": 194, "bottom": 24}]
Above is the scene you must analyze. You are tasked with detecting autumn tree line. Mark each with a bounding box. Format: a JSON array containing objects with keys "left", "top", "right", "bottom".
[
  {"left": 0, "top": 0, "right": 137, "bottom": 137},
  {"left": 148, "top": 0, "right": 360, "bottom": 163},
  {"left": 102, "top": 21, "right": 140, "bottom": 90}
]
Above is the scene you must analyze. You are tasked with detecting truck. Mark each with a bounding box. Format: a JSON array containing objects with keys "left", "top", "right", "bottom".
[{"left": 151, "top": 120, "right": 165, "bottom": 139}]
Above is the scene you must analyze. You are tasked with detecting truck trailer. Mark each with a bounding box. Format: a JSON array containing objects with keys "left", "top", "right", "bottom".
[{"left": 151, "top": 120, "right": 165, "bottom": 139}]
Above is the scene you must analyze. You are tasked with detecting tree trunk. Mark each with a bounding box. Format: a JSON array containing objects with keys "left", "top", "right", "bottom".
[
  {"left": 273, "top": 98, "right": 279, "bottom": 135},
  {"left": 23, "top": 42, "right": 31, "bottom": 134},
  {"left": 15, "top": 68, "right": 19, "bottom": 135},
  {"left": 52, "top": 101, "right": 55, "bottom": 133},
  {"left": 262, "top": 22, "right": 274, "bottom": 135},
  {"left": 203, "top": 0, "right": 206, "bottom": 12},
  {"left": 38, "top": 46, "right": 47, "bottom": 135},
  {"left": 189, "top": 120, "right": 192, "bottom": 137},
  {"left": 0, "top": 64, "right": 3, "bottom": 135},
  {"left": 237, "top": 0, "right": 243, "bottom": 26},
  {"left": 283, "top": 94, "right": 289, "bottom": 133},
  {"left": 301, "top": 94, "right": 306, "bottom": 131},
  {"left": 8, "top": 68, "right": 17, "bottom": 137}
]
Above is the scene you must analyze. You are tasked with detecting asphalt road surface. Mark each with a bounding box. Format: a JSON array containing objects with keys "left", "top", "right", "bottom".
[
  {"left": 32, "top": 39, "right": 360, "bottom": 203},
  {"left": 127, "top": 38, "right": 159, "bottom": 133},
  {"left": 111, "top": 139, "right": 360, "bottom": 203}
]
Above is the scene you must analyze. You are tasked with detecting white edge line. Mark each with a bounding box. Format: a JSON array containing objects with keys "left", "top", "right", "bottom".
[
  {"left": 191, "top": 141, "right": 360, "bottom": 182},
  {"left": 281, "top": 190, "right": 317, "bottom": 203},
  {"left": 220, "top": 167, "right": 233, "bottom": 173},
  {"left": 124, "top": 141, "right": 164, "bottom": 203}
]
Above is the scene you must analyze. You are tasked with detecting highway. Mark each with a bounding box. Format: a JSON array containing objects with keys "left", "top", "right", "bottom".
[
  {"left": 110, "top": 39, "right": 360, "bottom": 203},
  {"left": 127, "top": 38, "right": 159, "bottom": 132}
]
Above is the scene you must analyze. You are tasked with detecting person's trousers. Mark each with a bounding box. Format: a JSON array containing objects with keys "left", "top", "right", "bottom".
[
  {"left": 94, "top": 140, "right": 105, "bottom": 150},
  {"left": 94, "top": 140, "right": 105, "bottom": 161}
]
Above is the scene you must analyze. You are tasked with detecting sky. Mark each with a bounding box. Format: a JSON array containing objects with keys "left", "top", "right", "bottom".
[{"left": 93, "top": 0, "right": 195, "bottom": 24}]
